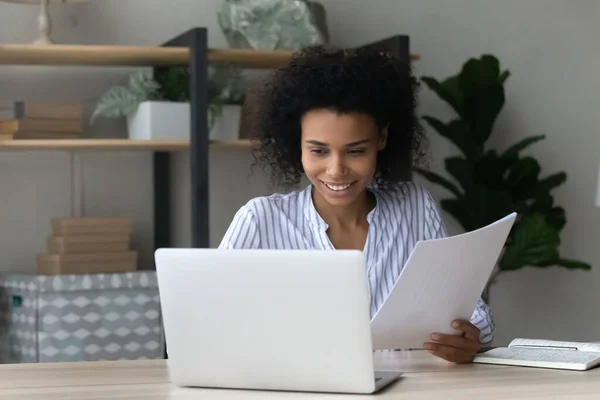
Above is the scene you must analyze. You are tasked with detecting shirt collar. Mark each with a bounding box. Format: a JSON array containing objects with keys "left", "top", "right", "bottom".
[
  {"left": 302, "top": 185, "right": 328, "bottom": 231},
  {"left": 302, "top": 184, "right": 382, "bottom": 231}
]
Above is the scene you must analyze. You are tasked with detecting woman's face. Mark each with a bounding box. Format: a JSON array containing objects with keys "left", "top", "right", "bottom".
[{"left": 300, "top": 109, "right": 387, "bottom": 207}]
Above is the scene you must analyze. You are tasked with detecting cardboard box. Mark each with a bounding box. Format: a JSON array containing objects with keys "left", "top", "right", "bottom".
[
  {"left": 51, "top": 218, "right": 133, "bottom": 236},
  {"left": 37, "top": 251, "right": 138, "bottom": 275},
  {"left": 47, "top": 235, "right": 130, "bottom": 254}
]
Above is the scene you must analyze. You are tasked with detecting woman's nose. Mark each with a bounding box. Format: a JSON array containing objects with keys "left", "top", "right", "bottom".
[{"left": 326, "top": 156, "right": 348, "bottom": 177}]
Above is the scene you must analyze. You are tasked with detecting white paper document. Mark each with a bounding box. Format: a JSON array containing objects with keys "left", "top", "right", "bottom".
[{"left": 370, "top": 212, "right": 517, "bottom": 350}]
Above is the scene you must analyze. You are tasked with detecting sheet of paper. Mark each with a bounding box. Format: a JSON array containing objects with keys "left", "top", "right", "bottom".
[{"left": 370, "top": 212, "right": 517, "bottom": 350}]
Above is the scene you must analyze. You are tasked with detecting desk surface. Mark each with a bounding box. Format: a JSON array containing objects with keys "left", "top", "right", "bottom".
[{"left": 0, "top": 351, "right": 598, "bottom": 399}]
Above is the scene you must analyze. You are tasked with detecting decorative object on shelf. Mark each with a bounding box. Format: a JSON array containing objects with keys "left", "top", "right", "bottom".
[
  {"left": 0, "top": 100, "right": 84, "bottom": 140},
  {"left": 0, "top": 271, "right": 162, "bottom": 363},
  {"left": 126, "top": 100, "right": 191, "bottom": 141},
  {"left": 206, "top": 63, "right": 245, "bottom": 141},
  {"left": 216, "top": 0, "right": 329, "bottom": 50},
  {"left": 91, "top": 65, "right": 245, "bottom": 141},
  {"left": 90, "top": 72, "right": 160, "bottom": 122},
  {"left": 37, "top": 217, "right": 137, "bottom": 275},
  {"left": 415, "top": 54, "right": 591, "bottom": 304},
  {"left": 0, "top": 0, "right": 88, "bottom": 45}
]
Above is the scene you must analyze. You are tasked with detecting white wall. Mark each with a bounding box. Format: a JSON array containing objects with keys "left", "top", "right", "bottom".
[{"left": 0, "top": 0, "right": 598, "bottom": 346}]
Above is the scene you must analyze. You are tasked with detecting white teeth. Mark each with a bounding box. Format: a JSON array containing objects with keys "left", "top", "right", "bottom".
[{"left": 324, "top": 183, "right": 351, "bottom": 191}]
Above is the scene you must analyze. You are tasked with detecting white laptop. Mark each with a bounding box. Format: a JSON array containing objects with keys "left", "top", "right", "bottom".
[{"left": 154, "top": 248, "right": 402, "bottom": 394}]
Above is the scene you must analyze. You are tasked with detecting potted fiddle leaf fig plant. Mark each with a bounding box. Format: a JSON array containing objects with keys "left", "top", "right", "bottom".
[{"left": 416, "top": 54, "right": 591, "bottom": 303}]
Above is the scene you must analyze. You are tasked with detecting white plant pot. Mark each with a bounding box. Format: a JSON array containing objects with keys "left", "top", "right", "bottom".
[
  {"left": 210, "top": 105, "right": 241, "bottom": 141},
  {"left": 126, "top": 101, "right": 242, "bottom": 141},
  {"left": 127, "top": 101, "right": 190, "bottom": 140}
]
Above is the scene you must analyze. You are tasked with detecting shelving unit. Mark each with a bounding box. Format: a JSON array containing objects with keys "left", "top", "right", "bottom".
[
  {"left": 0, "top": 27, "right": 416, "bottom": 253},
  {"left": 0, "top": 138, "right": 254, "bottom": 151}
]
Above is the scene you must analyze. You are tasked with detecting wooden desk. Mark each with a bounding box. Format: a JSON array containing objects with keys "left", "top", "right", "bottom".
[{"left": 0, "top": 351, "right": 598, "bottom": 399}]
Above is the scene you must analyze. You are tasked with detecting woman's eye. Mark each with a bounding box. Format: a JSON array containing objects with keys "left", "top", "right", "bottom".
[
  {"left": 348, "top": 148, "right": 366, "bottom": 155},
  {"left": 310, "top": 148, "right": 326, "bottom": 155}
]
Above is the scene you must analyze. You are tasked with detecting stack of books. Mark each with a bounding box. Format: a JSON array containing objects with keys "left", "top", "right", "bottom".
[
  {"left": 0, "top": 101, "right": 84, "bottom": 140},
  {"left": 37, "top": 217, "right": 138, "bottom": 275}
]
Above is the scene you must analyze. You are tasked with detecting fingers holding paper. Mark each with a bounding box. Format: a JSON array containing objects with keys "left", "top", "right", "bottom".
[{"left": 423, "top": 319, "right": 481, "bottom": 364}]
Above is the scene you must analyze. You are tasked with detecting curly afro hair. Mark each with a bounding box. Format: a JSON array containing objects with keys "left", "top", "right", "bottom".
[{"left": 244, "top": 45, "right": 427, "bottom": 188}]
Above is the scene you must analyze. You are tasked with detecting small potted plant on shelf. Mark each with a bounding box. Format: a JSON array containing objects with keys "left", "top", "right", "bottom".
[
  {"left": 90, "top": 64, "right": 245, "bottom": 141},
  {"left": 206, "top": 64, "right": 245, "bottom": 141}
]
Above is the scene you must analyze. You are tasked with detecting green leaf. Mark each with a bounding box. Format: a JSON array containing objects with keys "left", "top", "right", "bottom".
[
  {"left": 127, "top": 71, "right": 160, "bottom": 99},
  {"left": 526, "top": 194, "right": 565, "bottom": 230},
  {"left": 537, "top": 172, "right": 567, "bottom": 193},
  {"left": 462, "top": 83, "right": 505, "bottom": 145},
  {"left": 445, "top": 157, "right": 473, "bottom": 191},
  {"left": 463, "top": 186, "right": 514, "bottom": 229},
  {"left": 506, "top": 157, "right": 541, "bottom": 200},
  {"left": 477, "top": 189, "right": 515, "bottom": 226},
  {"left": 154, "top": 67, "right": 190, "bottom": 102},
  {"left": 207, "top": 63, "right": 246, "bottom": 105},
  {"left": 499, "top": 213, "right": 560, "bottom": 271},
  {"left": 422, "top": 117, "right": 478, "bottom": 159},
  {"left": 440, "top": 76, "right": 463, "bottom": 111},
  {"left": 440, "top": 198, "right": 473, "bottom": 231},
  {"left": 421, "top": 76, "right": 462, "bottom": 116},
  {"left": 455, "top": 55, "right": 506, "bottom": 144},
  {"left": 545, "top": 206, "right": 566, "bottom": 230},
  {"left": 413, "top": 168, "right": 462, "bottom": 197},
  {"left": 459, "top": 54, "right": 502, "bottom": 88},
  {"left": 474, "top": 150, "right": 512, "bottom": 190},
  {"left": 529, "top": 192, "right": 553, "bottom": 212},
  {"left": 554, "top": 258, "right": 592, "bottom": 270},
  {"left": 502, "top": 135, "right": 545, "bottom": 158},
  {"left": 208, "top": 102, "right": 223, "bottom": 130},
  {"left": 91, "top": 71, "right": 159, "bottom": 124},
  {"left": 499, "top": 70, "right": 511, "bottom": 84},
  {"left": 91, "top": 86, "right": 141, "bottom": 123}
]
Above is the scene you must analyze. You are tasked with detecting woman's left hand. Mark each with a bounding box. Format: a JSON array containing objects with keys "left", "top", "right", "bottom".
[{"left": 423, "top": 319, "right": 481, "bottom": 364}]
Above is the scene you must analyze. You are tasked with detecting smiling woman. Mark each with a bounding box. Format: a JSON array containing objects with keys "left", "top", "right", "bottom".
[
  {"left": 219, "top": 45, "right": 495, "bottom": 365},
  {"left": 250, "top": 45, "right": 425, "bottom": 188}
]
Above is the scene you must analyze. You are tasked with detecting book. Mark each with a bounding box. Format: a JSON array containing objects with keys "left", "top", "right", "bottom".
[
  {"left": 0, "top": 118, "right": 83, "bottom": 134},
  {"left": 47, "top": 235, "right": 131, "bottom": 254},
  {"left": 473, "top": 338, "right": 600, "bottom": 371},
  {"left": 0, "top": 101, "right": 83, "bottom": 120},
  {"left": 37, "top": 251, "right": 138, "bottom": 275},
  {"left": 14, "top": 101, "right": 83, "bottom": 120},
  {"left": 0, "top": 131, "right": 83, "bottom": 140},
  {"left": 51, "top": 217, "right": 134, "bottom": 236}
]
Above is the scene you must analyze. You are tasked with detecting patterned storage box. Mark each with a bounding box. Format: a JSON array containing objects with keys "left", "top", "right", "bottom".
[{"left": 0, "top": 271, "right": 163, "bottom": 363}]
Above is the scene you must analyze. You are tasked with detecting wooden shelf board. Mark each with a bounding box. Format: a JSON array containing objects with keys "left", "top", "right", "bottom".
[
  {"left": 0, "top": 44, "right": 189, "bottom": 67},
  {"left": 0, "top": 44, "right": 292, "bottom": 68},
  {"left": 0, "top": 44, "right": 420, "bottom": 68},
  {"left": 0, "top": 138, "right": 255, "bottom": 151}
]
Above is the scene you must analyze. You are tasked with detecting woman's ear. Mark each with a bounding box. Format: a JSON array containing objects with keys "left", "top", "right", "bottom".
[{"left": 378, "top": 126, "right": 388, "bottom": 150}]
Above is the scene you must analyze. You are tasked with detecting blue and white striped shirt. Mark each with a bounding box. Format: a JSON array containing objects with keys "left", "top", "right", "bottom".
[{"left": 219, "top": 182, "right": 495, "bottom": 344}]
